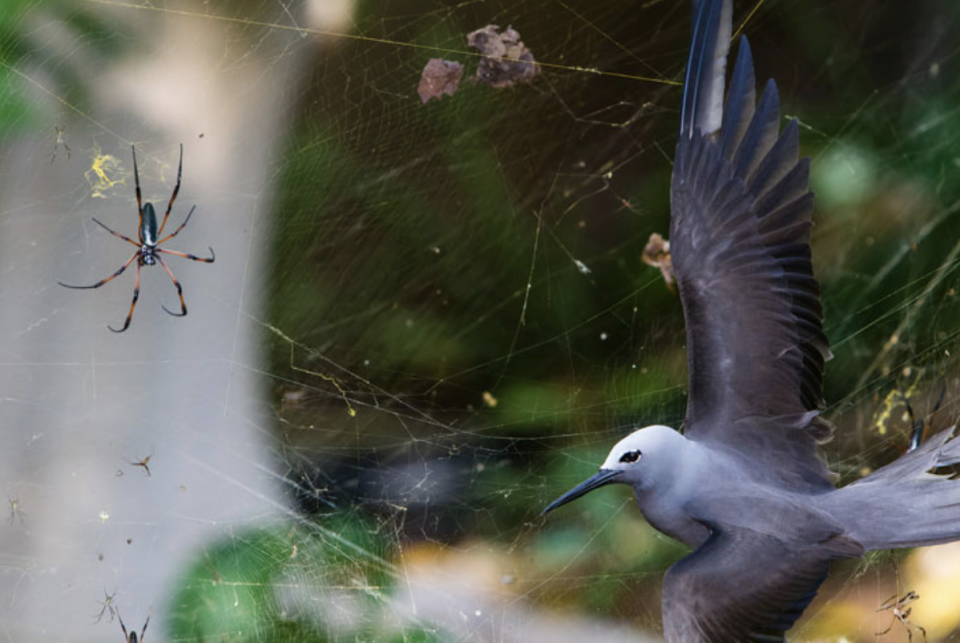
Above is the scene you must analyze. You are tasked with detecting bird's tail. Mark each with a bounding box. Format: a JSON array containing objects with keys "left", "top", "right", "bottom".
[{"left": 830, "top": 427, "right": 960, "bottom": 551}]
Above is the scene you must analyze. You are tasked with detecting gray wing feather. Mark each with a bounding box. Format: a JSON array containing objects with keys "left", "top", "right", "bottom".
[
  {"left": 719, "top": 38, "right": 756, "bottom": 158},
  {"left": 732, "top": 81, "right": 781, "bottom": 180},
  {"left": 748, "top": 118, "right": 799, "bottom": 196},
  {"left": 832, "top": 427, "right": 960, "bottom": 549},
  {"left": 671, "top": 0, "right": 832, "bottom": 477},
  {"left": 680, "top": 0, "right": 732, "bottom": 137},
  {"left": 662, "top": 525, "right": 847, "bottom": 643}
]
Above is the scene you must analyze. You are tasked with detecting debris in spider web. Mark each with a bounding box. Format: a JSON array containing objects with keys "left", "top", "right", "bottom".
[
  {"left": 482, "top": 391, "right": 498, "bottom": 407},
  {"left": 467, "top": 25, "right": 539, "bottom": 88},
  {"left": 874, "top": 387, "right": 900, "bottom": 437},
  {"left": 84, "top": 143, "right": 125, "bottom": 199},
  {"left": 642, "top": 232, "right": 675, "bottom": 291},
  {"left": 418, "top": 59, "right": 464, "bottom": 104},
  {"left": 279, "top": 387, "right": 307, "bottom": 410}
]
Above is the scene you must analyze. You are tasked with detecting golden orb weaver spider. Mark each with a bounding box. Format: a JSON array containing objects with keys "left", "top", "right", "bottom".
[
  {"left": 59, "top": 145, "right": 215, "bottom": 332},
  {"left": 117, "top": 609, "right": 149, "bottom": 643}
]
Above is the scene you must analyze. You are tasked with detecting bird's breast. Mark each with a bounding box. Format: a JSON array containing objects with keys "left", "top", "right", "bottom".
[{"left": 635, "top": 489, "right": 711, "bottom": 549}]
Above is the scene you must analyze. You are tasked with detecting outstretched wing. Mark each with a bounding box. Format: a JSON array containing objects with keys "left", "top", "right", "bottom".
[
  {"left": 670, "top": 0, "right": 833, "bottom": 485},
  {"left": 662, "top": 524, "right": 848, "bottom": 643}
]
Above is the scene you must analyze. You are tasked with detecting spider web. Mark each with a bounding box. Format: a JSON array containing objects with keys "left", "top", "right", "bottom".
[{"left": 0, "top": 0, "right": 959, "bottom": 641}]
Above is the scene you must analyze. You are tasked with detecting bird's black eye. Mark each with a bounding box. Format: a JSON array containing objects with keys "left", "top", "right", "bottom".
[{"left": 619, "top": 449, "right": 642, "bottom": 464}]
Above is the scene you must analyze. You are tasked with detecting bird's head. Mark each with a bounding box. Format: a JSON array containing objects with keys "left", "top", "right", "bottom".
[{"left": 541, "top": 424, "right": 683, "bottom": 515}]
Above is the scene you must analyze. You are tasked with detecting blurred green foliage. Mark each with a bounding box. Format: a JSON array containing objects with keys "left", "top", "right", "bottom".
[
  {"left": 0, "top": 1, "right": 125, "bottom": 134},
  {"left": 167, "top": 514, "right": 448, "bottom": 642},
  {"left": 0, "top": 0, "right": 42, "bottom": 131}
]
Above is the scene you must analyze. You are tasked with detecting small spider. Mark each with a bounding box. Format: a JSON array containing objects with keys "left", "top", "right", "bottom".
[
  {"left": 93, "top": 587, "right": 118, "bottom": 623},
  {"left": 7, "top": 496, "right": 25, "bottom": 524},
  {"left": 129, "top": 454, "right": 152, "bottom": 477},
  {"left": 59, "top": 145, "right": 214, "bottom": 332},
  {"left": 900, "top": 385, "right": 946, "bottom": 452},
  {"left": 117, "top": 609, "right": 149, "bottom": 643},
  {"left": 50, "top": 125, "right": 71, "bottom": 163},
  {"left": 876, "top": 590, "right": 926, "bottom": 643}
]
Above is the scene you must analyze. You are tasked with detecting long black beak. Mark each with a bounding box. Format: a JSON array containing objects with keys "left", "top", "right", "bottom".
[{"left": 541, "top": 469, "right": 622, "bottom": 515}]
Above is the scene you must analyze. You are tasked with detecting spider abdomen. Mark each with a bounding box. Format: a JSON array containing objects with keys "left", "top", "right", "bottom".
[{"left": 140, "top": 202, "right": 159, "bottom": 246}]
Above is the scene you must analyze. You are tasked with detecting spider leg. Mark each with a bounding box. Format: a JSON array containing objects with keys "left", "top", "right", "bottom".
[
  {"left": 156, "top": 255, "right": 187, "bottom": 317},
  {"left": 898, "top": 390, "right": 924, "bottom": 453},
  {"left": 877, "top": 593, "right": 898, "bottom": 611},
  {"left": 59, "top": 251, "right": 140, "bottom": 289},
  {"left": 156, "top": 205, "right": 196, "bottom": 245},
  {"left": 156, "top": 143, "right": 183, "bottom": 237},
  {"left": 898, "top": 389, "right": 918, "bottom": 429},
  {"left": 925, "top": 384, "right": 948, "bottom": 444},
  {"left": 157, "top": 246, "right": 215, "bottom": 263},
  {"left": 92, "top": 217, "right": 141, "bottom": 248},
  {"left": 118, "top": 609, "right": 129, "bottom": 640},
  {"left": 132, "top": 146, "right": 143, "bottom": 239},
  {"left": 108, "top": 262, "right": 141, "bottom": 333},
  {"left": 140, "top": 615, "right": 150, "bottom": 643},
  {"left": 876, "top": 622, "right": 894, "bottom": 636}
]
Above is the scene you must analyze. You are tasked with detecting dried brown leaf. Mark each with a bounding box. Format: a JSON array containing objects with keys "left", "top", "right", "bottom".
[
  {"left": 418, "top": 58, "right": 464, "bottom": 104},
  {"left": 642, "top": 232, "right": 675, "bottom": 291},
  {"left": 466, "top": 25, "right": 539, "bottom": 89}
]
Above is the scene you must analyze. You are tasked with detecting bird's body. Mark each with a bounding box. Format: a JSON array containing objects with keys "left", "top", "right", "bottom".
[
  {"left": 600, "top": 426, "right": 847, "bottom": 552},
  {"left": 543, "top": 0, "right": 960, "bottom": 640}
]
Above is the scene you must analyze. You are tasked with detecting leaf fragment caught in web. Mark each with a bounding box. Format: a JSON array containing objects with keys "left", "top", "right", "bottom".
[
  {"left": 417, "top": 59, "right": 464, "bottom": 104},
  {"left": 467, "top": 25, "right": 539, "bottom": 88},
  {"left": 642, "top": 232, "right": 675, "bottom": 291}
]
